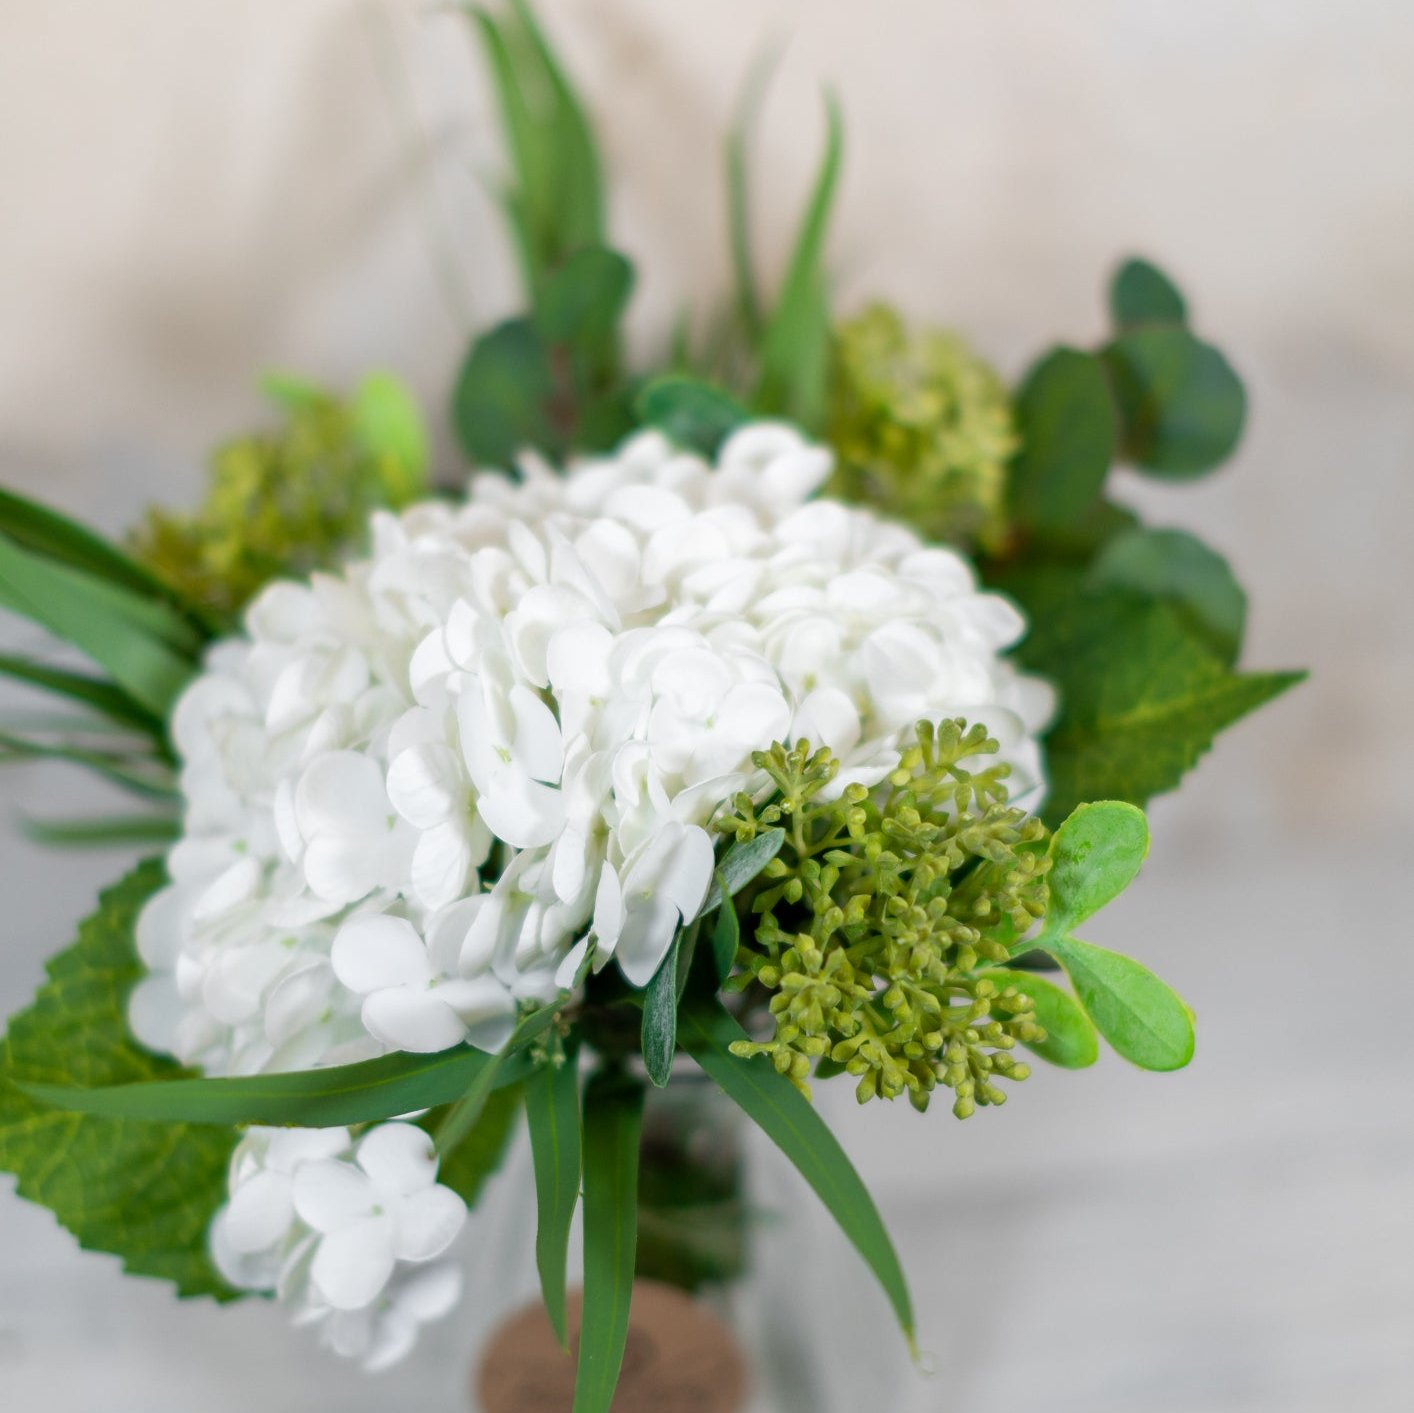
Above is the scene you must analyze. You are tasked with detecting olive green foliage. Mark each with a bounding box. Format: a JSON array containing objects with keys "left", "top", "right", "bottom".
[
  {"left": 132, "top": 375, "right": 427, "bottom": 620},
  {"left": 717, "top": 720, "right": 1052, "bottom": 1118},
  {"left": 827, "top": 304, "right": 1018, "bottom": 552}
]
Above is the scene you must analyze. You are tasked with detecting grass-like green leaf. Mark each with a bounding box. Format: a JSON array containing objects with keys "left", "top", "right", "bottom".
[
  {"left": 525, "top": 1051, "right": 582, "bottom": 1349},
  {"left": 1043, "top": 935, "right": 1195, "bottom": 1072},
  {"left": 1009, "top": 347, "right": 1117, "bottom": 532},
  {"left": 0, "top": 654, "right": 163, "bottom": 737},
  {"left": 635, "top": 377, "right": 748, "bottom": 459},
  {"left": 575, "top": 1068, "right": 644, "bottom": 1413},
  {"left": 423, "top": 1082, "right": 522, "bottom": 1208},
  {"left": 703, "top": 827, "right": 785, "bottom": 911},
  {"left": 0, "top": 860, "right": 239, "bottom": 1299},
  {"left": 0, "top": 730, "right": 178, "bottom": 801},
  {"left": 725, "top": 46, "right": 781, "bottom": 341},
  {"left": 679, "top": 1003, "right": 915, "bottom": 1350},
  {"left": 20, "top": 813, "right": 181, "bottom": 848},
  {"left": 1088, "top": 526, "right": 1247, "bottom": 665},
  {"left": 1104, "top": 326, "right": 1246, "bottom": 479},
  {"left": 1110, "top": 257, "right": 1188, "bottom": 330},
  {"left": 984, "top": 968, "right": 1099, "bottom": 1069},
  {"left": 1045, "top": 801, "right": 1150, "bottom": 935}
]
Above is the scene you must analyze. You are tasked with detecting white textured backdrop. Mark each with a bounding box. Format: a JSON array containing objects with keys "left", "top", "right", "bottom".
[{"left": 1, "top": 3, "right": 1410, "bottom": 1410}]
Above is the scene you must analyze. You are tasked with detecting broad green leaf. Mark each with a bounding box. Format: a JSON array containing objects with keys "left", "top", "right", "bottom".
[
  {"left": 0, "top": 654, "right": 163, "bottom": 736},
  {"left": 1088, "top": 526, "right": 1247, "bottom": 665},
  {"left": 708, "top": 898, "right": 741, "bottom": 986},
  {"left": 725, "top": 46, "right": 781, "bottom": 340},
  {"left": 1009, "top": 347, "right": 1118, "bottom": 532},
  {"left": 755, "top": 93, "right": 843, "bottom": 429},
  {"left": 703, "top": 827, "right": 785, "bottom": 911},
  {"left": 353, "top": 373, "right": 429, "bottom": 507},
  {"left": 999, "top": 562, "right": 1305, "bottom": 824},
  {"left": 984, "top": 968, "right": 1098, "bottom": 1069},
  {"left": 636, "top": 377, "right": 748, "bottom": 458},
  {"left": 1104, "top": 327, "right": 1246, "bottom": 479},
  {"left": 452, "top": 318, "right": 557, "bottom": 467},
  {"left": 680, "top": 1004, "right": 915, "bottom": 1349},
  {"left": 535, "top": 246, "right": 633, "bottom": 371},
  {"left": 424, "top": 1082, "right": 522, "bottom": 1208},
  {"left": 20, "top": 813, "right": 180, "bottom": 848},
  {"left": 22, "top": 1004, "right": 560, "bottom": 1128},
  {"left": 0, "top": 860, "right": 239, "bottom": 1299},
  {"left": 641, "top": 935, "right": 682, "bottom": 1089},
  {"left": 525, "top": 1051, "right": 582, "bottom": 1348},
  {"left": 1110, "top": 257, "right": 1188, "bottom": 329},
  {"left": 1046, "top": 801, "right": 1150, "bottom": 935},
  {"left": 0, "top": 533, "right": 199, "bottom": 717},
  {"left": 575, "top": 1069, "right": 644, "bottom": 1413},
  {"left": 1043, "top": 935, "right": 1195, "bottom": 1072}
]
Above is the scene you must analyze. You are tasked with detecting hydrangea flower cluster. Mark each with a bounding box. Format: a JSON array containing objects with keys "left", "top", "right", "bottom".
[
  {"left": 210, "top": 1122, "right": 466, "bottom": 1371},
  {"left": 130, "top": 422, "right": 1050, "bottom": 1082}
]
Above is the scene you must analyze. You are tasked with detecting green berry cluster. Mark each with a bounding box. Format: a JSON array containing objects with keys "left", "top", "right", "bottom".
[{"left": 718, "top": 719, "right": 1052, "bottom": 1118}]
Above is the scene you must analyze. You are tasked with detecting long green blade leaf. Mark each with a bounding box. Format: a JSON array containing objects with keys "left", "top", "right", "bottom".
[
  {"left": 525, "top": 1050, "right": 582, "bottom": 1349},
  {"left": 575, "top": 1069, "right": 644, "bottom": 1413},
  {"left": 0, "top": 730, "right": 177, "bottom": 800},
  {"left": 0, "top": 654, "right": 163, "bottom": 736},
  {"left": 20, "top": 813, "right": 181, "bottom": 848},
  {"left": 680, "top": 1003, "right": 915, "bottom": 1348},
  {"left": 640, "top": 936, "right": 682, "bottom": 1088},
  {"left": 725, "top": 47, "right": 781, "bottom": 341}
]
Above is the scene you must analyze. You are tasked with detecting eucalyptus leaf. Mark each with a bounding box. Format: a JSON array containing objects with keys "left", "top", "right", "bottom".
[
  {"left": 680, "top": 1004, "right": 915, "bottom": 1350},
  {"left": 1045, "top": 800, "right": 1150, "bottom": 936},
  {"left": 424, "top": 1082, "right": 522, "bottom": 1208},
  {"left": 1043, "top": 935, "right": 1195, "bottom": 1072},
  {"left": 575, "top": 1069, "right": 644, "bottom": 1413},
  {"left": 641, "top": 935, "right": 683, "bottom": 1088},
  {"left": 636, "top": 377, "right": 748, "bottom": 458},
  {"left": 984, "top": 968, "right": 1098, "bottom": 1069},
  {"left": 1110, "top": 257, "right": 1188, "bottom": 329},
  {"left": 525, "top": 1051, "right": 582, "bottom": 1349}
]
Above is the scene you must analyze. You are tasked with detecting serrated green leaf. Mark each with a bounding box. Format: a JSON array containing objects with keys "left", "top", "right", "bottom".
[
  {"left": 1045, "top": 801, "right": 1150, "bottom": 935},
  {"left": 353, "top": 373, "right": 429, "bottom": 507},
  {"left": 1104, "top": 326, "right": 1246, "bottom": 479},
  {"left": 452, "top": 318, "right": 558, "bottom": 466},
  {"left": 0, "top": 654, "right": 164, "bottom": 737},
  {"left": 1010, "top": 347, "right": 1118, "bottom": 532},
  {"left": 424, "top": 1081, "right": 522, "bottom": 1208},
  {"left": 525, "top": 1052, "right": 581, "bottom": 1349},
  {"left": 635, "top": 377, "right": 748, "bottom": 458},
  {"left": 0, "top": 860, "right": 239, "bottom": 1299},
  {"left": 703, "top": 827, "right": 785, "bottom": 912},
  {"left": 1088, "top": 526, "right": 1247, "bottom": 665},
  {"left": 575, "top": 1068, "right": 644, "bottom": 1413},
  {"left": 679, "top": 1003, "right": 915, "bottom": 1350},
  {"left": 1110, "top": 257, "right": 1188, "bottom": 329},
  {"left": 984, "top": 968, "right": 1099, "bottom": 1069},
  {"left": 1043, "top": 935, "right": 1195, "bottom": 1072},
  {"left": 22, "top": 1004, "right": 559, "bottom": 1128}
]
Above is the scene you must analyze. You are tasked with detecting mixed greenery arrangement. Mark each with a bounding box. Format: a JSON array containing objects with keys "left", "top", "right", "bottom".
[{"left": 0, "top": 2, "right": 1301, "bottom": 1407}]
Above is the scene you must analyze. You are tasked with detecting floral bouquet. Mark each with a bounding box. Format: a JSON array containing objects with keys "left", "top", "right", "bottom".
[{"left": 0, "top": 3, "right": 1302, "bottom": 1407}]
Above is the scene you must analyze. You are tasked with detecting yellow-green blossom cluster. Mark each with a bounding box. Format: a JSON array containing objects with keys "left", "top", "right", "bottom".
[
  {"left": 826, "top": 304, "right": 1018, "bottom": 551},
  {"left": 718, "top": 720, "right": 1052, "bottom": 1118}
]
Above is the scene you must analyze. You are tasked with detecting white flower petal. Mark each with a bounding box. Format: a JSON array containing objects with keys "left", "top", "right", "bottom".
[
  {"left": 310, "top": 1214, "right": 397, "bottom": 1311},
  {"left": 292, "top": 1160, "right": 374, "bottom": 1233},
  {"left": 391, "top": 1184, "right": 466, "bottom": 1263},
  {"left": 222, "top": 1170, "right": 295, "bottom": 1253},
  {"left": 355, "top": 1122, "right": 438, "bottom": 1196},
  {"left": 361, "top": 987, "right": 468, "bottom": 1054},
  {"left": 332, "top": 915, "right": 430, "bottom": 995}
]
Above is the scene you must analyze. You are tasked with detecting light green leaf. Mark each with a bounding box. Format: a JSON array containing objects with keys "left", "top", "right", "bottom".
[
  {"left": 984, "top": 968, "right": 1098, "bottom": 1069},
  {"left": 680, "top": 1004, "right": 915, "bottom": 1350},
  {"left": 575, "top": 1069, "right": 644, "bottom": 1413},
  {"left": 1104, "top": 326, "right": 1246, "bottom": 479},
  {"left": 353, "top": 373, "right": 429, "bottom": 507},
  {"left": 635, "top": 377, "right": 748, "bottom": 458},
  {"left": 725, "top": 46, "right": 781, "bottom": 341},
  {"left": 703, "top": 827, "right": 785, "bottom": 911},
  {"left": 1045, "top": 801, "right": 1150, "bottom": 935},
  {"left": 1043, "top": 935, "right": 1195, "bottom": 1072},
  {"left": 525, "top": 1051, "right": 582, "bottom": 1349},
  {"left": 1088, "top": 526, "right": 1247, "bottom": 665},
  {"left": 0, "top": 860, "right": 239, "bottom": 1299},
  {"left": 0, "top": 654, "right": 163, "bottom": 737},
  {"left": 20, "top": 813, "right": 180, "bottom": 848},
  {"left": 22, "top": 1005, "right": 560, "bottom": 1129},
  {"left": 1110, "top": 257, "right": 1188, "bottom": 329},
  {"left": 1010, "top": 347, "right": 1118, "bottom": 532},
  {"left": 452, "top": 318, "right": 557, "bottom": 467},
  {"left": 425, "top": 1082, "right": 522, "bottom": 1208}
]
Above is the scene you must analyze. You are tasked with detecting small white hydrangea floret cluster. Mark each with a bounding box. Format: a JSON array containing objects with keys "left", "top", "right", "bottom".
[
  {"left": 132, "top": 422, "right": 1050, "bottom": 1079},
  {"left": 211, "top": 1122, "right": 466, "bottom": 1372}
]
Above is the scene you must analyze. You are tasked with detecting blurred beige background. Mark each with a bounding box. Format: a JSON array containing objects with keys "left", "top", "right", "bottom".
[{"left": 1, "top": 2, "right": 1410, "bottom": 1410}]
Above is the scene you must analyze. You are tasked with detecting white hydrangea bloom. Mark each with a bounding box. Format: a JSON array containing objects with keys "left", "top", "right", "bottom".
[
  {"left": 131, "top": 422, "right": 1051, "bottom": 1078},
  {"left": 211, "top": 1121, "right": 466, "bottom": 1370}
]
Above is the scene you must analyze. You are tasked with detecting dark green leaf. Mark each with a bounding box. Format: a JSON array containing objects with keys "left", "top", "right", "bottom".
[
  {"left": 1045, "top": 801, "right": 1150, "bottom": 935},
  {"left": 1009, "top": 347, "right": 1118, "bottom": 532},
  {"left": 0, "top": 654, "right": 163, "bottom": 737},
  {"left": 703, "top": 827, "right": 785, "bottom": 911},
  {"left": 1043, "top": 935, "right": 1195, "bottom": 1072},
  {"left": 0, "top": 860, "right": 239, "bottom": 1299},
  {"left": 984, "top": 968, "right": 1098, "bottom": 1069},
  {"left": 425, "top": 1082, "right": 522, "bottom": 1208},
  {"left": 452, "top": 318, "right": 558, "bottom": 467},
  {"left": 708, "top": 898, "right": 741, "bottom": 986},
  {"left": 525, "top": 1052, "right": 582, "bottom": 1349},
  {"left": 575, "top": 1069, "right": 644, "bottom": 1413},
  {"left": 680, "top": 1004, "right": 915, "bottom": 1350},
  {"left": 641, "top": 935, "right": 683, "bottom": 1089},
  {"left": 636, "top": 377, "right": 749, "bottom": 458},
  {"left": 1110, "top": 257, "right": 1188, "bottom": 329},
  {"left": 1104, "top": 327, "right": 1246, "bottom": 479},
  {"left": 1088, "top": 526, "right": 1247, "bottom": 665},
  {"left": 535, "top": 246, "right": 633, "bottom": 368}
]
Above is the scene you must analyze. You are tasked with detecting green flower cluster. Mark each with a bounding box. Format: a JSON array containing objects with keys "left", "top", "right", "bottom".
[
  {"left": 826, "top": 304, "right": 1018, "bottom": 552},
  {"left": 131, "top": 375, "right": 427, "bottom": 619},
  {"left": 718, "top": 720, "right": 1052, "bottom": 1118}
]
